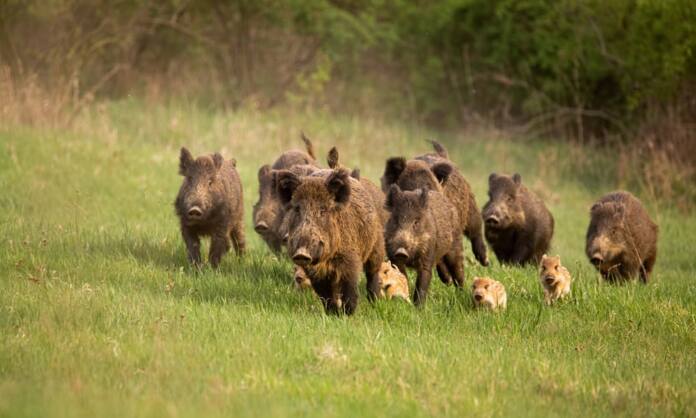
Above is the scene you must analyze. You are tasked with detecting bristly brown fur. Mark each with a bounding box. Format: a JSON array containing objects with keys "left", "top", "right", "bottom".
[
  {"left": 384, "top": 185, "right": 464, "bottom": 305},
  {"left": 586, "top": 191, "right": 658, "bottom": 283},
  {"left": 175, "top": 147, "right": 245, "bottom": 268},
  {"left": 253, "top": 138, "right": 318, "bottom": 253},
  {"left": 277, "top": 168, "right": 385, "bottom": 315},
  {"left": 481, "top": 173, "right": 554, "bottom": 265},
  {"left": 381, "top": 141, "right": 488, "bottom": 269}
]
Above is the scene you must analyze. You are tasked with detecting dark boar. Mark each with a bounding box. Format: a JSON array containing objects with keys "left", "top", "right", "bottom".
[
  {"left": 175, "top": 147, "right": 245, "bottom": 267},
  {"left": 277, "top": 168, "right": 385, "bottom": 315},
  {"left": 384, "top": 185, "right": 465, "bottom": 305},
  {"left": 381, "top": 140, "right": 488, "bottom": 268},
  {"left": 481, "top": 173, "right": 554, "bottom": 265},
  {"left": 252, "top": 135, "right": 317, "bottom": 252},
  {"left": 586, "top": 191, "right": 658, "bottom": 283}
]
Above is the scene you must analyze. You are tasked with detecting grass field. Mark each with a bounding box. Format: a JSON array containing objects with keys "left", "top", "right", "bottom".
[{"left": 1, "top": 100, "right": 694, "bottom": 418}]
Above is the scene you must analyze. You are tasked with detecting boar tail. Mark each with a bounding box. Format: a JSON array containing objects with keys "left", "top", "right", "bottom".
[
  {"left": 428, "top": 139, "right": 449, "bottom": 159},
  {"left": 300, "top": 131, "right": 316, "bottom": 160}
]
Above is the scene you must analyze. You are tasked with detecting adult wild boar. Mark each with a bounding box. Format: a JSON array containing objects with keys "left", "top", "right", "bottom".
[
  {"left": 381, "top": 141, "right": 488, "bottom": 268},
  {"left": 482, "top": 173, "right": 554, "bottom": 265},
  {"left": 253, "top": 134, "right": 317, "bottom": 252},
  {"left": 277, "top": 168, "right": 385, "bottom": 315},
  {"left": 175, "top": 147, "right": 245, "bottom": 267},
  {"left": 586, "top": 191, "right": 658, "bottom": 283},
  {"left": 384, "top": 185, "right": 465, "bottom": 305}
]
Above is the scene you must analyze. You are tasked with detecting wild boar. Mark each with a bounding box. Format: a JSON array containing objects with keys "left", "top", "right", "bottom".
[
  {"left": 586, "top": 191, "right": 658, "bottom": 283},
  {"left": 253, "top": 135, "right": 317, "bottom": 252},
  {"left": 384, "top": 185, "right": 465, "bottom": 305},
  {"left": 175, "top": 147, "right": 245, "bottom": 268},
  {"left": 482, "top": 173, "right": 554, "bottom": 265},
  {"left": 277, "top": 168, "right": 385, "bottom": 315},
  {"left": 381, "top": 140, "right": 488, "bottom": 268}
]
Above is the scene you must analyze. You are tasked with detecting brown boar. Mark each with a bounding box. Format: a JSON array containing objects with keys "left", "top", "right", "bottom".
[
  {"left": 252, "top": 135, "right": 317, "bottom": 252},
  {"left": 277, "top": 168, "right": 385, "bottom": 315},
  {"left": 482, "top": 173, "right": 554, "bottom": 265},
  {"left": 381, "top": 140, "right": 488, "bottom": 269},
  {"left": 384, "top": 185, "right": 465, "bottom": 305},
  {"left": 175, "top": 147, "right": 245, "bottom": 268},
  {"left": 586, "top": 191, "right": 658, "bottom": 283}
]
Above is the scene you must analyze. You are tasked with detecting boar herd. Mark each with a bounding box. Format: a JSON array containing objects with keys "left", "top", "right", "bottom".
[{"left": 175, "top": 136, "right": 659, "bottom": 315}]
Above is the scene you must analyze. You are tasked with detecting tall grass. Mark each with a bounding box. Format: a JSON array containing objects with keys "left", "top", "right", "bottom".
[{"left": 0, "top": 99, "right": 694, "bottom": 418}]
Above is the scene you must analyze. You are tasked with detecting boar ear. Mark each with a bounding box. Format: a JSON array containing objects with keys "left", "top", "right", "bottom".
[
  {"left": 512, "top": 173, "right": 522, "bottom": 186},
  {"left": 541, "top": 254, "right": 548, "bottom": 262},
  {"left": 326, "top": 168, "right": 351, "bottom": 205},
  {"left": 350, "top": 168, "right": 360, "bottom": 180},
  {"left": 327, "top": 147, "right": 339, "bottom": 169},
  {"left": 179, "top": 147, "right": 194, "bottom": 176},
  {"left": 229, "top": 158, "right": 237, "bottom": 168},
  {"left": 386, "top": 184, "right": 402, "bottom": 210},
  {"left": 212, "top": 153, "right": 224, "bottom": 171},
  {"left": 258, "top": 164, "right": 271, "bottom": 181},
  {"left": 488, "top": 172, "right": 498, "bottom": 185},
  {"left": 276, "top": 170, "right": 301, "bottom": 205},
  {"left": 382, "top": 157, "right": 407, "bottom": 190},
  {"left": 431, "top": 162, "right": 453, "bottom": 184}
]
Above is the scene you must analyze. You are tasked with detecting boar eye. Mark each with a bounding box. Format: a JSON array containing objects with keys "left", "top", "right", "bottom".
[
  {"left": 506, "top": 195, "right": 514, "bottom": 203},
  {"left": 484, "top": 284, "right": 489, "bottom": 290},
  {"left": 208, "top": 178, "right": 214, "bottom": 186}
]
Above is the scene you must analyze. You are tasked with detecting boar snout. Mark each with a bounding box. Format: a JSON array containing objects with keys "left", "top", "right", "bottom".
[
  {"left": 187, "top": 205, "right": 203, "bottom": 219},
  {"left": 484, "top": 213, "right": 500, "bottom": 226},
  {"left": 474, "top": 293, "right": 483, "bottom": 301},
  {"left": 254, "top": 221, "right": 269, "bottom": 233},
  {"left": 393, "top": 247, "right": 409, "bottom": 262},
  {"left": 590, "top": 253, "right": 604, "bottom": 266},
  {"left": 544, "top": 275, "right": 556, "bottom": 285},
  {"left": 292, "top": 247, "right": 312, "bottom": 265}
]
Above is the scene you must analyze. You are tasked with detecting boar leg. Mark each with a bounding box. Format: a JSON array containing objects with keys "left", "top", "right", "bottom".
[
  {"left": 444, "top": 238, "right": 465, "bottom": 287},
  {"left": 509, "top": 242, "right": 533, "bottom": 265},
  {"left": 311, "top": 278, "right": 333, "bottom": 313},
  {"left": 640, "top": 254, "right": 656, "bottom": 284},
  {"left": 182, "top": 227, "right": 202, "bottom": 267},
  {"left": 340, "top": 277, "right": 359, "bottom": 315},
  {"left": 413, "top": 260, "right": 434, "bottom": 306},
  {"left": 230, "top": 221, "right": 246, "bottom": 256},
  {"left": 465, "top": 209, "right": 489, "bottom": 266},
  {"left": 436, "top": 262, "right": 453, "bottom": 285},
  {"left": 209, "top": 232, "right": 231, "bottom": 268},
  {"left": 363, "top": 248, "right": 384, "bottom": 302}
]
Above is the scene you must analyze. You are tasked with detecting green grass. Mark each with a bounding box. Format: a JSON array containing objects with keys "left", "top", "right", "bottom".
[{"left": 1, "top": 100, "right": 694, "bottom": 418}]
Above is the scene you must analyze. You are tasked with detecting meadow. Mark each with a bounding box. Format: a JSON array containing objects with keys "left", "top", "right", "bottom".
[{"left": 0, "top": 100, "right": 694, "bottom": 417}]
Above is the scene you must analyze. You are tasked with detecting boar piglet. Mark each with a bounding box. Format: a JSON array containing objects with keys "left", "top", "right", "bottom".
[
  {"left": 384, "top": 185, "right": 465, "bottom": 305},
  {"left": 252, "top": 135, "right": 317, "bottom": 252},
  {"left": 482, "top": 173, "right": 554, "bottom": 265},
  {"left": 175, "top": 147, "right": 245, "bottom": 268},
  {"left": 277, "top": 168, "right": 385, "bottom": 315},
  {"left": 586, "top": 191, "right": 658, "bottom": 283}
]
